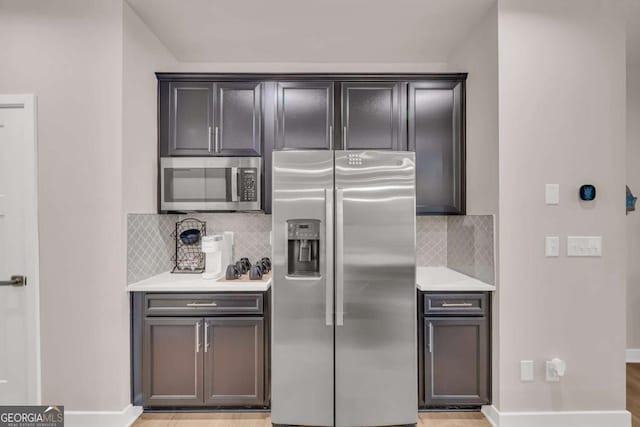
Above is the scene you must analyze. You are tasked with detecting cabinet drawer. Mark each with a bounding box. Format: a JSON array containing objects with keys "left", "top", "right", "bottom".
[
  {"left": 424, "top": 293, "right": 487, "bottom": 316},
  {"left": 144, "top": 293, "right": 263, "bottom": 316}
]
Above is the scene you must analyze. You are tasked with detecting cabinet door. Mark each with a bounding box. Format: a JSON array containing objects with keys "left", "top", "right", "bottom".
[
  {"left": 424, "top": 317, "right": 489, "bottom": 406},
  {"left": 276, "top": 81, "right": 334, "bottom": 150},
  {"left": 340, "top": 82, "right": 406, "bottom": 151},
  {"left": 143, "top": 318, "right": 203, "bottom": 406},
  {"left": 168, "top": 82, "right": 214, "bottom": 156},
  {"left": 203, "top": 317, "right": 265, "bottom": 406},
  {"left": 214, "top": 82, "right": 262, "bottom": 156},
  {"left": 409, "top": 81, "right": 465, "bottom": 214}
]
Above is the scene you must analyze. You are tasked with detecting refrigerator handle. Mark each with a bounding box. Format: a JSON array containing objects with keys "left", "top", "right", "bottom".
[
  {"left": 336, "top": 188, "right": 344, "bottom": 326},
  {"left": 325, "top": 188, "right": 334, "bottom": 326}
]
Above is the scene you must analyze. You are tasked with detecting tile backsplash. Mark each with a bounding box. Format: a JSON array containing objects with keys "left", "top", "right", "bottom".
[
  {"left": 128, "top": 213, "right": 495, "bottom": 286},
  {"left": 185, "top": 213, "right": 272, "bottom": 264},
  {"left": 416, "top": 216, "right": 447, "bottom": 266},
  {"left": 447, "top": 215, "right": 495, "bottom": 285},
  {"left": 127, "top": 214, "right": 178, "bottom": 284},
  {"left": 127, "top": 213, "right": 272, "bottom": 284}
]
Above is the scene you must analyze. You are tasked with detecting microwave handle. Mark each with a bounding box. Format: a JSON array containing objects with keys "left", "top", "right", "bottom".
[{"left": 230, "top": 167, "right": 239, "bottom": 202}]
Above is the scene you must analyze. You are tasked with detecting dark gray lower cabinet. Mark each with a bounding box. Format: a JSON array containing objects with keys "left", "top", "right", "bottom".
[
  {"left": 420, "top": 292, "right": 490, "bottom": 408},
  {"left": 143, "top": 317, "right": 203, "bottom": 407},
  {"left": 424, "top": 317, "right": 489, "bottom": 406},
  {"left": 204, "top": 318, "right": 264, "bottom": 406},
  {"left": 135, "top": 292, "right": 269, "bottom": 408}
]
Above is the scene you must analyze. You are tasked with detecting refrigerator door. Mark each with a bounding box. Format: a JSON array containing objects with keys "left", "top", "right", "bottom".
[
  {"left": 334, "top": 150, "right": 417, "bottom": 427},
  {"left": 271, "top": 150, "right": 335, "bottom": 427}
]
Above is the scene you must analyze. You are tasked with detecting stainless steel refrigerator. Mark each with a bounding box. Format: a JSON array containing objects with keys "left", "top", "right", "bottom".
[{"left": 271, "top": 150, "right": 417, "bottom": 427}]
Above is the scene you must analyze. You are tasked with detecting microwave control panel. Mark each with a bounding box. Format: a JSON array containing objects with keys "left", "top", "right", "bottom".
[{"left": 239, "top": 168, "right": 258, "bottom": 202}]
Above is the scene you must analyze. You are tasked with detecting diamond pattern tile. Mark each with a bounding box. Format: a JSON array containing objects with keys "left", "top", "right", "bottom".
[
  {"left": 127, "top": 213, "right": 273, "bottom": 284},
  {"left": 129, "top": 213, "right": 495, "bottom": 285},
  {"left": 447, "top": 215, "right": 495, "bottom": 285},
  {"left": 127, "top": 214, "right": 178, "bottom": 284},
  {"left": 182, "top": 213, "right": 273, "bottom": 263},
  {"left": 416, "top": 216, "right": 447, "bottom": 266}
]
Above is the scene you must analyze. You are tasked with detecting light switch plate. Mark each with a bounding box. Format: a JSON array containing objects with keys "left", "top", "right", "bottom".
[
  {"left": 521, "top": 360, "right": 534, "bottom": 382},
  {"left": 567, "top": 236, "right": 602, "bottom": 257},
  {"left": 545, "top": 184, "right": 559, "bottom": 205},
  {"left": 0, "top": 195, "right": 5, "bottom": 216},
  {"left": 545, "top": 236, "right": 559, "bottom": 257}
]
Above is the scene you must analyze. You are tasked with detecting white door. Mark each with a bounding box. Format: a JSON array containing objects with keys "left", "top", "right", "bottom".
[{"left": 0, "top": 95, "right": 40, "bottom": 404}]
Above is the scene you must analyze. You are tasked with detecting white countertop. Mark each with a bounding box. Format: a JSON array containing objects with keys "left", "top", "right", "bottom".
[
  {"left": 128, "top": 266, "right": 492, "bottom": 293},
  {"left": 416, "top": 266, "right": 496, "bottom": 292},
  {"left": 127, "top": 271, "right": 271, "bottom": 292}
]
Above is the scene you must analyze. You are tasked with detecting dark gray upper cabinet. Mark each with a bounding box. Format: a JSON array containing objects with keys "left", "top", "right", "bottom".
[
  {"left": 275, "top": 81, "right": 334, "bottom": 150},
  {"left": 424, "top": 317, "right": 489, "bottom": 407},
  {"left": 168, "top": 82, "right": 214, "bottom": 156},
  {"left": 409, "top": 81, "right": 465, "bottom": 214},
  {"left": 142, "top": 317, "right": 203, "bottom": 406},
  {"left": 203, "top": 317, "right": 264, "bottom": 406},
  {"left": 340, "top": 82, "right": 407, "bottom": 151},
  {"left": 215, "top": 82, "right": 262, "bottom": 156},
  {"left": 163, "top": 81, "right": 262, "bottom": 157}
]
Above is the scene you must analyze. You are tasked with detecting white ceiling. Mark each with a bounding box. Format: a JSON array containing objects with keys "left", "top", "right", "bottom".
[{"left": 126, "top": 0, "right": 495, "bottom": 63}]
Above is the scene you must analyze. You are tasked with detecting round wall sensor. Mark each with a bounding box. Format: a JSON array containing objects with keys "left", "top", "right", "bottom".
[{"left": 579, "top": 184, "right": 596, "bottom": 201}]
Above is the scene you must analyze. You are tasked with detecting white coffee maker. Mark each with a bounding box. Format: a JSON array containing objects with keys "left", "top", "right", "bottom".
[{"left": 202, "top": 232, "right": 234, "bottom": 280}]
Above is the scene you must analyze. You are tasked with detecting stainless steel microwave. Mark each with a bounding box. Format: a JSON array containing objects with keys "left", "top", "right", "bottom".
[{"left": 160, "top": 157, "right": 261, "bottom": 212}]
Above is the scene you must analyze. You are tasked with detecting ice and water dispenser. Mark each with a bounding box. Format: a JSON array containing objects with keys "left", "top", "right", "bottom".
[{"left": 287, "top": 219, "right": 320, "bottom": 276}]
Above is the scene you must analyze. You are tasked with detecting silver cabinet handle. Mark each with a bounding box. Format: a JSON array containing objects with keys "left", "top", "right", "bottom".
[
  {"left": 429, "top": 323, "right": 433, "bottom": 353},
  {"left": 329, "top": 125, "right": 333, "bottom": 150},
  {"left": 336, "top": 188, "right": 344, "bottom": 326},
  {"left": 325, "top": 188, "right": 334, "bottom": 326},
  {"left": 196, "top": 321, "right": 201, "bottom": 353},
  {"left": 214, "top": 126, "right": 220, "bottom": 153},
  {"left": 0, "top": 275, "right": 26, "bottom": 287},
  {"left": 204, "top": 321, "right": 209, "bottom": 353},
  {"left": 343, "top": 126, "right": 347, "bottom": 149},
  {"left": 187, "top": 302, "right": 218, "bottom": 307},
  {"left": 442, "top": 302, "right": 473, "bottom": 308},
  {"left": 208, "top": 126, "right": 212, "bottom": 152}
]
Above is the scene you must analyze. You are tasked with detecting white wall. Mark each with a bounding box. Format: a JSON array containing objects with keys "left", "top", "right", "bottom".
[
  {"left": 449, "top": 4, "right": 499, "bottom": 216},
  {"left": 448, "top": 4, "right": 500, "bottom": 408},
  {"left": 0, "top": 0, "right": 129, "bottom": 411},
  {"left": 627, "top": 62, "right": 640, "bottom": 351},
  {"left": 497, "top": 0, "right": 627, "bottom": 414},
  {"left": 123, "top": 3, "right": 176, "bottom": 214}
]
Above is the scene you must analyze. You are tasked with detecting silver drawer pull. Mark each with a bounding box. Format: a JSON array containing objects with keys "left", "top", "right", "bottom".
[
  {"left": 441, "top": 302, "right": 473, "bottom": 307},
  {"left": 187, "top": 302, "right": 218, "bottom": 307}
]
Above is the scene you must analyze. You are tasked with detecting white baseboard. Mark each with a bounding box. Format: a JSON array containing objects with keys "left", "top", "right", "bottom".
[
  {"left": 482, "top": 405, "right": 499, "bottom": 427},
  {"left": 481, "top": 405, "right": 630, "bottom": 427},
  {"left": 65, "top": 404, "right": 142, "bottom": 427},
  {"left": 627, "top": 349, "right": 640, "bottom": 363}
]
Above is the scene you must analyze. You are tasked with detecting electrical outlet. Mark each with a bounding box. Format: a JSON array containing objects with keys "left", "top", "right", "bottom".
[
  {"left": 546, "top": 361, "right": 560, "bottom": 382},
  {"left": 521, "top": 360, "right": 534, "bottom": 382}
]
